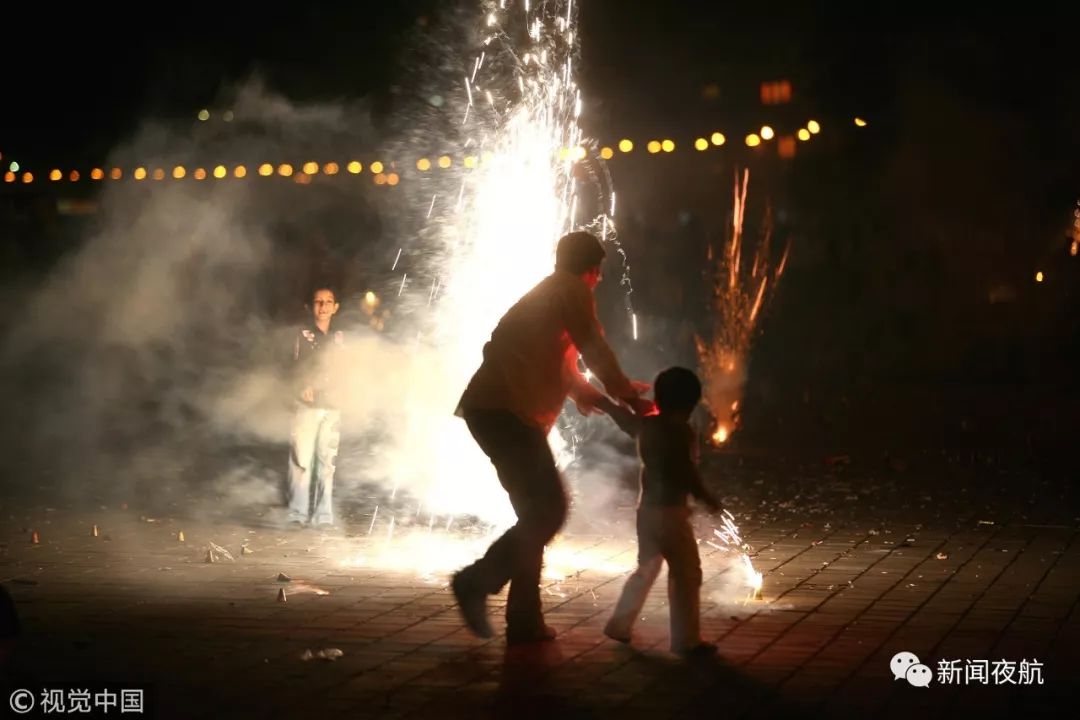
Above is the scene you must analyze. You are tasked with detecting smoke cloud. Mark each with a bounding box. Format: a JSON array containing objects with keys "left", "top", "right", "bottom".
[{"left": 0, "top": 76, "right": 649, "bottom": 535}]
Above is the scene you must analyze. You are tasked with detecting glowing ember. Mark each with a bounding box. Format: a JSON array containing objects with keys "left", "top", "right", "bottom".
[
  {"left": 289, "top": 580, "right": 330, "bottom": 596},
  {"left": 696, "top": 169, "right": 790, "bottom": 445},
  {"left": 742, "top": 554, "right": 764, "bottom": 594}
]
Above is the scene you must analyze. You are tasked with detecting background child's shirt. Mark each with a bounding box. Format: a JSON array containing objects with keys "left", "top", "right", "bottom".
[{"left": 292, "top": 323, "right": 345, "bottom": 408}]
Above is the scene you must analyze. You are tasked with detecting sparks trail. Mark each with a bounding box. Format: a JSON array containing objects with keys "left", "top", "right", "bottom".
[{"left": 695, "top": 169, "right": 791, "bottom": 445}]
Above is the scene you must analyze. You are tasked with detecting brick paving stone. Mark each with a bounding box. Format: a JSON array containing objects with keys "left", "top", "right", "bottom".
[{"left": 2, "top": 464, "right": 1077, "bottom": 720}]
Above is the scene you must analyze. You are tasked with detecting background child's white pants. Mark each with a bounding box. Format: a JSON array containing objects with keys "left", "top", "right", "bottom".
[
  {"left": 287, "top": 406, "right": 340, "bottom": 525},
  {"left": 606, "top": 505, "right": 703, "bottom": 653}
]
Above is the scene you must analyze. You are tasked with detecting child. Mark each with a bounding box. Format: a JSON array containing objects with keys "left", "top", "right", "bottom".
[{"left": 598, "top": 366, "right": 720, "bottom": 657}]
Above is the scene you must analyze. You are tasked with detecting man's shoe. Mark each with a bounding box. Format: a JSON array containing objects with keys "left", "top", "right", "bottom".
[
  {"left": 451, "top": 571, "right": 494, "bottom": 639},
  {"left": 506, "top": 623, "right": 557, "bottom": 646}
]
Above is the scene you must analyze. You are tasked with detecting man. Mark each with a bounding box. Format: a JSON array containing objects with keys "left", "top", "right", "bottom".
[
  {"left": 452, "top": 231, "right": 651, "bottom": 644},
  {"left": 286, "top": 286, "right": 344, "bottom": 528}
]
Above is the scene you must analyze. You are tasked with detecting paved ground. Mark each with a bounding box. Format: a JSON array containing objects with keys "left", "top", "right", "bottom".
[{"left": 1, "top": 449, "right": 1077, "bottom": 719}]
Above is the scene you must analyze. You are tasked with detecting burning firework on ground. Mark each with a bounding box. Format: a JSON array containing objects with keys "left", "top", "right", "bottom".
[
  {"left": 696, "top": 169, "right": 790, "bottom": 445},
  {"left": 330, "top": 0, "right": 628, "bottom": 581},
  {"left": 707, "top": 509, "right": 764, "bottom": 602},
  {"left": 382, "top": 0, "right": 627, "bottom": 528}
]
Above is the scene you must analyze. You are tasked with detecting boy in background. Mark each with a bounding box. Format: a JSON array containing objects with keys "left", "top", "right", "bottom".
[{"left": 286, "top": 286, "right": 344, "bottom": 528}]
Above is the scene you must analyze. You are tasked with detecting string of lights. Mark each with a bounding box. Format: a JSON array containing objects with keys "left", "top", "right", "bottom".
[{"left": 1, "top": 117, "right": 868, "bottom": 186}]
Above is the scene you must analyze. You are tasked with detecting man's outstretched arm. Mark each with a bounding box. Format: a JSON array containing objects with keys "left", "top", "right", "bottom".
[{"left": 562, "top": 282, "right": 644, "bottom": 409}]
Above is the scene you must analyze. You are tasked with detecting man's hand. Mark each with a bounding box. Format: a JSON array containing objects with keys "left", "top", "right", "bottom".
[
  {"left": 573, "top": 395, "right": 601, "bottom": 416},
  {"left": 300, "top": 387, "right": 315, "bottom": 404},
  {"left": 618, "top": 379, "right": 654, "bottom": 416},
  {"left": 570, "top": 376, "right": 607, "bottom": 417}
]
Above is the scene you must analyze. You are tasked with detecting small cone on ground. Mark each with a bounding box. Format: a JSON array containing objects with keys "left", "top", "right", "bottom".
[
  {"left": 241, "top": 546, "right": 253, "bottom": 556},
  {"left": 178, "top": 530, "right": 185, "bottom": 543},
  {"left": 91, "top": 525, "right": 99, "bottom": 538},
  {"left": 277, "top": 588, "right": 287, "bottom": 604},
  {"left": 31, "top": 531, "right": 40, "bottom": 545}
]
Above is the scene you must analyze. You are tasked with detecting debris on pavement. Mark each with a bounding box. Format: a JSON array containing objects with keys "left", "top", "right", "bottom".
[{"left": 204, "top": 542, "right": 234, "bottom": 563}]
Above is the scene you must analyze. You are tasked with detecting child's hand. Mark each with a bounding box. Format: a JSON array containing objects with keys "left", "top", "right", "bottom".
[
  {"left": 300, "top": 387, "right": 315, "bottom": 404},
  {"left": 624, "top": 396, "right": 657, "bottom": 416}
]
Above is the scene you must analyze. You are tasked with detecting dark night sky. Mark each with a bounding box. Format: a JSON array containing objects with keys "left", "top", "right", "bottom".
[{"left": 3, "top": 2, "right": 1077, "bottom": 165}]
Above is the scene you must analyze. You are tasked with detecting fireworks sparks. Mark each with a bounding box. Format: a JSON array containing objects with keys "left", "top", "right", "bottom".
[
  {"left": 331, "top": 2, "right": 648, "bottom": 586},
  {"left": 696, "top": 169, "right": 790, "bottom": 445},
  {"left": 707, "top": 509, "right": 764, "bottom": 602},
  {"left": 379, "top": 0, "right": 632, "bottom": 526}
]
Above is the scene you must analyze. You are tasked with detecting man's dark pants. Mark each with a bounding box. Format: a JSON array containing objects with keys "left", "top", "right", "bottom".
[{"left": 461, "top": 409, "right": 567, "bottom": 636}]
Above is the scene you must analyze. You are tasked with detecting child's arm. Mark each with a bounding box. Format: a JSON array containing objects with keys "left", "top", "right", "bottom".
[
  {"left": 292, "top": 330, "right": 315, "bottom": 403},
  {"left": 689, "top": 471, "right": 721, "bottom": 513},
  {"left": 685, "top": 427, "right": 721, "bottom": 513},
  {"left": 593, "top": 395, "right": 642, "bottom": 438}
]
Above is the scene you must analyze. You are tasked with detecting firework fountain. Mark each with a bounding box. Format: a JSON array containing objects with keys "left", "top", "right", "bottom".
[
  {"left": 341, "top": 1, "right": 765, "bottom": 602},
  {"left": 708, "top": 510, "right": 764, "bottom": 602},
  {"left": 381, "top": 0, "right": 626, "bottom": 528},
  {"left": 340, "top": 0, "right": 630, "bottom": 578},
  {"left": 696, "top": 169, "right": 790, "bottom": 446}
]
